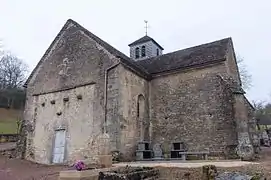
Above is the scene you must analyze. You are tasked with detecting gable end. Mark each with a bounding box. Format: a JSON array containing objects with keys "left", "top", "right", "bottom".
[
  {"left": 24, "top": 19, "right": 150, "bottom": 88},
  {"left": 24, "top": 21, "right": 74, "bottom": 87}
]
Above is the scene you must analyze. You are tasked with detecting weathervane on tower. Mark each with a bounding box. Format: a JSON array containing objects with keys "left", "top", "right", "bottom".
[{"left": 144, "top": 20, "right": 149, "bottom": 36}]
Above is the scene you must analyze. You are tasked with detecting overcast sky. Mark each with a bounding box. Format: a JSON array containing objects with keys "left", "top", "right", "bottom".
[{"left": 0, "top": 0, "right": 270, "bottom": 102}]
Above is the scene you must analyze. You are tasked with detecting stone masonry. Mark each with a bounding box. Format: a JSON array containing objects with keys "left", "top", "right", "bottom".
[{"left": 19, "top": 19, "right": 257, "bottom": 164}]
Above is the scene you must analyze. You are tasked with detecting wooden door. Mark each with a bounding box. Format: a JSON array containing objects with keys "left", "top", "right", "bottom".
[{"left": 52, "top": 129, "right": 66, "bottom": 163}]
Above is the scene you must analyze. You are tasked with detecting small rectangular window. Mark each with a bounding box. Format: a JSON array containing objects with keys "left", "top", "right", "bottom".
[
  {"left": 156, "top": 49, "right": 159, "bottom": 56},
  {"left": 135, "top": 47, "right": 139, "bottom": 59}
]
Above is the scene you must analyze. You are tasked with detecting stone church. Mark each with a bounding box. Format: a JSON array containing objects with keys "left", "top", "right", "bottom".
[{"left": 20, "top": 19, "right": 257, "bottom": 165}]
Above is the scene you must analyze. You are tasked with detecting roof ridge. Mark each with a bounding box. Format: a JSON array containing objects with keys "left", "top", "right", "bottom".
[{"left": 68, "top": 19, "right": 129, "bottom": 59}]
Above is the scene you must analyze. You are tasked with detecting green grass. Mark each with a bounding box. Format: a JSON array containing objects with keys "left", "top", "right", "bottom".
[
  {"left": 0, "top": 108, "right": 21, "bottom": 134},
  {"left": 0, "top": 121, "right": 18, "bottom": 134}
]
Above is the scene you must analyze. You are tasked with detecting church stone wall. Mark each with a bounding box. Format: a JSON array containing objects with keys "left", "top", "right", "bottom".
[
  {"left": 21, "top": 23, "right": 121, "bottom": 164},
  {"left": 25, "top": 85, "right": 99, "bottom": 164},
  {"left": 244, "top": 97, "right": 258, "bottom": 147},
  {"left": 149, "top": 63, "right": 238, "bottom": 154},
  {"left": 118, "top": 65, "right": 149, "bottom": 161},
  {"left": 244, "top": 97, "right": 259, "bottom": 153}
]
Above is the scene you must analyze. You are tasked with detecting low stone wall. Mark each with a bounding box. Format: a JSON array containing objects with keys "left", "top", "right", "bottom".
[
  {"left": 0, "top": 134, "right": 18, "bottom": 143},
  {"left": 99, "top": 167, "right": 159, "bottom": 180},
  {"left": 156, "top": 165, "right": 266, "bottom": 180},
  {"left": 59, "top": 167, "right": 159, "bottom": 180}
]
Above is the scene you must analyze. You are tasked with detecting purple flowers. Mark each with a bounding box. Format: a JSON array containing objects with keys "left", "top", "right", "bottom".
[{"left": 73, "top": 160, "right": 85, "bottom": 171}]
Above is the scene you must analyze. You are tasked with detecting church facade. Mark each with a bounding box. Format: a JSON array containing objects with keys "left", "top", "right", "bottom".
[{"left": 20, "top": 19, "right": 257, "bottom": 164}]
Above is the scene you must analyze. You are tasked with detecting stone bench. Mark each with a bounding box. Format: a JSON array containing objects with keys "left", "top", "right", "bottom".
[
  {"left": 172, "top": 151, "right": 210, "bottom": 161},
  {"left": 170, "top": 149, "right": 186, "bottom": 159},
  {"left": 136, "top": 141, "right": 152, "bottom": 161},
  {"left": 136, "top": 150, "right": 152, "bottom": 160}
]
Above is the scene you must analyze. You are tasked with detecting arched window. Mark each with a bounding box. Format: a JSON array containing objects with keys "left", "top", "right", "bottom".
[
  {"left": 156, "top": 49, "right": 159, "bottom": 56},
  {"left": 135, "top": 47, "right": 140, "bottom": 59},
  {"left": 137, "top": 94, "right": 145, "bottom": 118},
  {"left": 141, "top": 46, "right": 146, "bottom": 57}
]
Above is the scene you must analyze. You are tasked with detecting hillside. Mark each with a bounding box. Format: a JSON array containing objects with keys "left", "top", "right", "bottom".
[{"left": 0, "top": 108, "right": 22, "bottom": 134}]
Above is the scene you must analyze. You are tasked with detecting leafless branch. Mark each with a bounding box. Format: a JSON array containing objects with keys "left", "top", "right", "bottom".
[{"left": 236, "top": 55, "right": 252, "bottom": 91}]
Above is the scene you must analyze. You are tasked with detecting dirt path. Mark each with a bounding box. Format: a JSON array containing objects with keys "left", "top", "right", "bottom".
[{"left": 0, "top": 156, "right": 69, "bottom": 180}]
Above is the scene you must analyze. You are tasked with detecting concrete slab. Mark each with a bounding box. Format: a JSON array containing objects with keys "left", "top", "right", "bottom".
[{"left": 113, "top": 160, "right": 259, "bottom": 168}]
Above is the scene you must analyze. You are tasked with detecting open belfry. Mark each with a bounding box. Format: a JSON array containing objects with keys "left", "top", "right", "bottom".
[{"left": 18, "top": 19, "right": 258, "bottom": 165}]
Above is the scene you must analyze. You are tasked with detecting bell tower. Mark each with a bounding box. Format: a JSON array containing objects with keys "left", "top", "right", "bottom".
[{"left": 128, "top": 21, "right": 164, "bottom": 61}]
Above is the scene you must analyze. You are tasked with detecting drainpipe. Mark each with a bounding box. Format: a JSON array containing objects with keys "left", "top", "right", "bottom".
[{"left": 104, "top": 59, "right": 120, "bottom": 133}]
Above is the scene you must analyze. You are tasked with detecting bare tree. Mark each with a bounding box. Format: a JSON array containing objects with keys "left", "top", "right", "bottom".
[
  {"left": 237, "top": 56, "right": 252, "bottom": 91},
  {"left": 0, "top": 54, "right": 28, "bottom": 89},
  {"left": 252, "top": 100, "right": 266, "bottom": 116},
  {"left": 0, "top": 53, "right": 28, "bottom": 109}
]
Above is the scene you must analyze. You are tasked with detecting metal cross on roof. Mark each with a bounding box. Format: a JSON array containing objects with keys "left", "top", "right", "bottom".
[{"left": 144, "top": 20, "right": 149, "bottom": 36}]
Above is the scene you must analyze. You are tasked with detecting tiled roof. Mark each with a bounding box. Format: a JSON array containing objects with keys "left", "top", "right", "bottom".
[{"left": 136, "top": 38, "right": 231, "bottom": 75}]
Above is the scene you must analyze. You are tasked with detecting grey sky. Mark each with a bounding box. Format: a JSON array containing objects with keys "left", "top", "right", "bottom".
[{"left": 0, "top": 0, "right": 270, "bottom": 102}]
